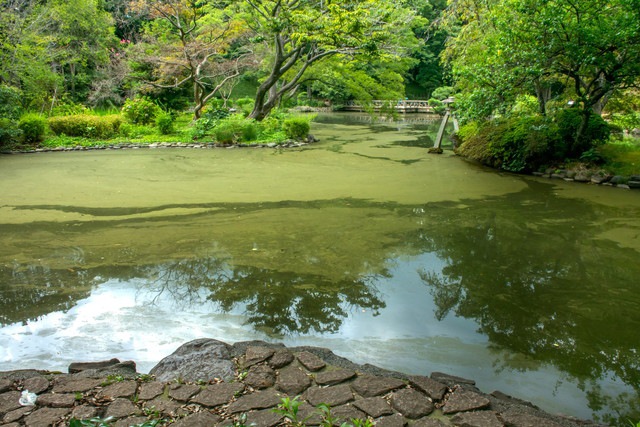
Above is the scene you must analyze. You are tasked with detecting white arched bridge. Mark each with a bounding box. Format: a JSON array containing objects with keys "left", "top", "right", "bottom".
[{"left": 342, "top": 100, "right": 434, "bottom": 113}]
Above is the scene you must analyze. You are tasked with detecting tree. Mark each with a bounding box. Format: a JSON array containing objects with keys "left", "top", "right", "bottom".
[
  {"left": 442, "top": 0, "right": 640, "bottom": 145},
  {"left": 0, "top": 0, "right": 62, "bottom": 110},
  {"left": 46, "top": 0, "right": 117, "bottom": 101},
  {"left": 240, "top": 0, "right": 420, "bottom": 120},
  {"left": 129, "top": 0, "right": 254, "bottom": 119}
]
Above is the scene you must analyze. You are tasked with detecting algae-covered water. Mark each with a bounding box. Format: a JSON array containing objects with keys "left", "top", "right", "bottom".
[{"left": 1, "top": 113, "right": 639, "bottom": 423}]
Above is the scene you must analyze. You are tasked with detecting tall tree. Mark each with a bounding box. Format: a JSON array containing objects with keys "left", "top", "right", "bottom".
[
  {"left": 442, "top": 0, "right": 640, "bottom": 144},
  {"left": 47, "top": 0, "right": 117, "bottom": 101},
  {"left": 0, "top": 0, "right": 61, "bottom": 109},
  {"left": 241, "top": 0, "right": 420, "bottom": 120},
  {"left": 129, "top": 0, "right": 254, "bottom": 119}
]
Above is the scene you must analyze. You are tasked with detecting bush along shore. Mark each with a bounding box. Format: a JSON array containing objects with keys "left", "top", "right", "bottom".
[{"left": 0, "top": 339, "right": 605, "bottom": 427}]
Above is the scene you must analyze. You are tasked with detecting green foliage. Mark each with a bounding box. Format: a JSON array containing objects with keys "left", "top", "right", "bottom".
[
  {"left": 213, "top": 115, "right": 258, "bottom": 144},
  {"left": 598, "top": 139, "right": 640, "bottom": 176},
  {"left": 0, "top": 118, "right": 22, "bottom": 147},
  {"left": 428, "top": 98, "right": 446, "bottom": 115},
  {"left": 510, "top": 95, "right": 539, "bottom": 117},
  {"left": 18, "top": 113, "right": 47, "bottom": 143},
  {"left": 121, "top": 97, "right": 161, "bottom": 125},
  {"left": 155, "top": 111, "right": 175, "bottom": 135},
  {"left": 610, "top": 112, "right": 640, "bottom": 133},
  {"left": 68, "top": 417, "right": 163, "bottom": 427},
  {"left": 431, "top": 86, "right": 454, "bottom": 100},
  {"left": 234, "top": 98, "right": 255, "bottom": 117},
  {"left": 273, "top": 396, "right": 374, "bottom": 427},
  {"left": 0, "top": 85, "right": 24, "bottom": 120},
  {"left": 51, "top": 102, "right": 90, "bottom": 117},
  {"left": 119, "top": 123, "right": 156, "bottom": 139},
  {"left": 456, "top": 115, "right": 561, "bottom": 172},
  {"left": 282, "top": 116, "right": 311, "bottom": 140},
  {"left": 48, "top": 115, "right": 122, "bottom": 139},
  {"left": 191, "top": 108, "right": 231, "bottom": 140},
  {"left": 555, "top": 109, "right": 611, "bottom": 158}
]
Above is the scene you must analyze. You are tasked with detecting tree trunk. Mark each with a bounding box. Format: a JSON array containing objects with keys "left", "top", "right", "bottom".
[{"left": 573, "top": 107, "right": 592, "bottom": 155}]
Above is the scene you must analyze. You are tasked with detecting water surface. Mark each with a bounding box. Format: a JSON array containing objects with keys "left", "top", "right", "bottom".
[{"left": 1, "top": 113, "right": 639, "bottom": 424}]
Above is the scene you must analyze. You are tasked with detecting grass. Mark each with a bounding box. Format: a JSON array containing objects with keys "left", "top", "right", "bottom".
[{"left": 599, "top": 137, "right": 640, "bottom": 176}]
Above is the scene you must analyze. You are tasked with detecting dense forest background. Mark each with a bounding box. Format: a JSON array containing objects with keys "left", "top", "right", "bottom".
[{"left": 1, "top": 0, "right": 639, "bottom": 172}]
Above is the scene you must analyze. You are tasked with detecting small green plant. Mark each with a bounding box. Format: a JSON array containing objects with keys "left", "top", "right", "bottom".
[
  {"left": 155, "top": 111, "right": 175, "bottom": 134},
  {"left": 101, "top": 374, "right": 125, "bottom": 386},
  {"left": 143, "top": 405, "right": 161, "bottom": 418},
  {"left": 273, "top": 396, "right": 305, "bottom": 426},
  {"left": 136, "top": 374, "right": 154, "bottom": 382},
  {"left": 18, "top": 113, "right": 47, "bottom": 143},
  {"left": 232, "top": 413, "right": 256, "bottom": 427},
  {"left": 121, "top": 97, "right": 161, "bottom": 125},
  {"left": 74, "top": 391, "right": 83, "bottom": 401},
  {"left": 69, "top": 417, "right": 115, "bottom": 427},
  {"left": 272, "top": 396, "right": 372, "bottom": 427}
]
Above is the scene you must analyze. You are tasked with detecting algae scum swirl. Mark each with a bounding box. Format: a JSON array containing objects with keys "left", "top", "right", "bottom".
[{"left": 1, "top": 113, "right": 639, "bottom": 424}]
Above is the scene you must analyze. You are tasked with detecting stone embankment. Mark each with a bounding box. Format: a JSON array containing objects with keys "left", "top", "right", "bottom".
[
  {"left": 0, "top": 137, "right": 318, "bottom": 155},
  {"left": 532, "top": 168, "right": 640, "bottom": 189},
  {"left": 0, "top": 339, "right": 603, "bottom": 427}
]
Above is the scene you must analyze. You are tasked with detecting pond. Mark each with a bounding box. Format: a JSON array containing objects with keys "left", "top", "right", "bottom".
[{"left": 1, "top": 113, "right": 639, "bottom": 424}]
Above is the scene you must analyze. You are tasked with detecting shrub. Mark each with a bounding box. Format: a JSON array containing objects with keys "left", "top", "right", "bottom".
[
  {"left": 0, "top": 85, "right": 23, "bottom": 120},
  {"left": 456, "top": 115, "right": 561, "bottom": 172},
  {"left": 213, "top": 121, "right": 237, "bottom": 143},
  {"left": 234, "top": 97, "right": 255, "bottom": 116},
  {"left": 191, "top": 108, "right": 230, "bottom": 139},
  {"left": 48, "top": 114, "right": 122, "bottom": 139},
  {"left": 0, "top": 118, "right": 22, "bottom": 147},
  {"left": 18, "top": 113, "right": 47, "bottom": 143},
  {"left": 121, "top": 97, "right": 160, "bottom": 124},
  {"left": 282, "top": 116, "right": 310, "bottom": 140},
  {"left": 213, "top": 115, "right": 258, "bottom": 143},
  {"left": 555, "top": 108, "right": 611, "bottom": 158},
  {"left": 155, "top": 111, "right": 175, "bottom": 135}
]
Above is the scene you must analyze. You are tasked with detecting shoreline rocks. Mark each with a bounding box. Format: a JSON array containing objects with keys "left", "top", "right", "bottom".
[
  {"left": 531, "top": 168, "right": 640, "bottom": 190},
  {"left": 0, "top": 137, "right": 319, "bottom": 155},
  {"left": 0, "top": 339, "right": 604, "bottom": 427}
]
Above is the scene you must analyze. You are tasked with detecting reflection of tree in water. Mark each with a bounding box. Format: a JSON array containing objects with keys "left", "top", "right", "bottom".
[
  {"left": 411, "top": 182, "right": 640, "bottom": 424},
  {"left": 0, "top": 263, "right": 95, "bottom": 326},
  {"left": 142, "top": 256, "right": 387, "bottom": 335}
]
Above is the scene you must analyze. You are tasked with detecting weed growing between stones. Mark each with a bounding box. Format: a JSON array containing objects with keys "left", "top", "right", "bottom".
[
  {"left": 272, "top": 396, "right": 375, "bottom": 427},
  {"left": 68, "top": 417, "right": 164, "bottom": 427}
]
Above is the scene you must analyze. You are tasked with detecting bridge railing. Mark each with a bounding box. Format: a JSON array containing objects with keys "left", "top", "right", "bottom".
[{"left": 342, "top": 100, "right": 434, "bottom": 113}]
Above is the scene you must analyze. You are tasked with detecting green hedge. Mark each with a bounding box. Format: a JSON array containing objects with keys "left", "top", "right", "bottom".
[{"left": 48, "top": 114, "right": 122, "bottom": 139}]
